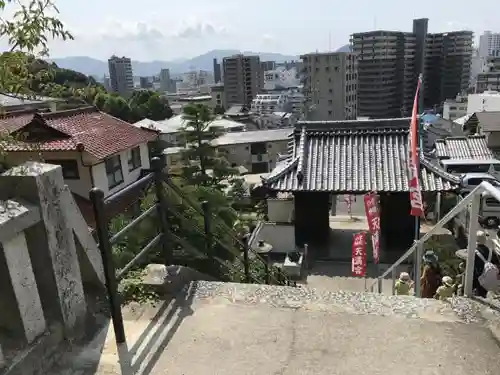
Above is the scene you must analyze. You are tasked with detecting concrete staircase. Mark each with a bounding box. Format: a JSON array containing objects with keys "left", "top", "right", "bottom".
[{"left": 48, "top": 281, "right": 500, "bottom": 375}]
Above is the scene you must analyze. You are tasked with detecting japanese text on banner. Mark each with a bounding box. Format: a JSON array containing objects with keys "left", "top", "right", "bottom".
[
  {"left": 351, "top": 232, "right": 366, "bottom": 277},
  {"left": 363, "top": 192, "right": 380, "bottom": 264}
]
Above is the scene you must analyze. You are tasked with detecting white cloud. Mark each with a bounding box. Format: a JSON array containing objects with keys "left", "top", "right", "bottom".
[{"left": 54, "top": 17, "right": 232, "bottom": 60}]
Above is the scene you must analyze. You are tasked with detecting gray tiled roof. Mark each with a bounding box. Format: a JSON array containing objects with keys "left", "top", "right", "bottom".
[
  {"left": 263, "top": 119, "right": 460, "bottom": 193},
  {"left": 475, "top": 111, "right": 500, "bottom": 132},
  {"left": 212, "top": 128, "right": 293, "bottom": 146},
  {"left": 434, "top": 135, "right": 493, "bottom": 160}
]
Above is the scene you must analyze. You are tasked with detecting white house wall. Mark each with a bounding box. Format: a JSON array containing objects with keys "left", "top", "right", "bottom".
[{"left": 91, "top": 143, "right": 150, "bottom": 197}]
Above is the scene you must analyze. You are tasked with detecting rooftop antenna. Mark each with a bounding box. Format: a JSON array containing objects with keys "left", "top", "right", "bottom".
[{"left": 329, "top": 32, "right": 332, "bottom": 51}]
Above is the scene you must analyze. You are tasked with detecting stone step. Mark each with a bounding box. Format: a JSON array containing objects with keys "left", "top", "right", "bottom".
[{"left": 48, "top": 281, "right": 500, "bottom": 375}]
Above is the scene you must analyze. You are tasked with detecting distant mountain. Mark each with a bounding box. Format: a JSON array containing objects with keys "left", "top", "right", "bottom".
[
  {"left": 49, "top": 50, "right": 300, "bottom": 77},
  {"left": 335, "top": 44, "right": 352, "bottom": 53}
]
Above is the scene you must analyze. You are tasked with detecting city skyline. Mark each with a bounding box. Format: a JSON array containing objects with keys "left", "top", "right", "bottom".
[{"left": 0, "top": 0, "right": 496, "bottom": 61}]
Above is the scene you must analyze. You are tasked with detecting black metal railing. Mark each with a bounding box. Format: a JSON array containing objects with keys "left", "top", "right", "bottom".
[
  {"left": 90, "top": 157, "right": 290, "bottom": 347},
  {"left": 163, "top": 175, "right": 290, "bottom": 285}
]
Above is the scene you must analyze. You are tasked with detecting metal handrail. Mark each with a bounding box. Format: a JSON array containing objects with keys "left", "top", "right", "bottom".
[
  {"left": 104, "top": 172, "right": 154, "bottom": 205},
  {"left": 164, "top": 196, "right": 277, "bottom": 284},
  {"left": 366, "top": 182, "right": 497, "bottom": 294},
  {"left": 166, "top": 231, "right": 262, "bottom": 284},
  {"left": 109, "top": 203, "right": 158, "bottom": 245},
  {"left": 163, "top": 175, "right": 290, "bottom": 284},
  {"left": 116, "top": 233, "right": 163, "bottom": 281}
]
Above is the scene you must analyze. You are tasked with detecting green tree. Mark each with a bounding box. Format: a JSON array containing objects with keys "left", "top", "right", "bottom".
[
  {"left": 228, "top": 177, "right": 248, "bottom": 211},
  {"left": 180, "top": 103, "right": 238, "bottom": 186},
  {"left": 0, "top": 0, "right": 72, "bottom": 99},
  {"left": 129, "top": 90, "right": 173, "bottom": 122},
  {"left": 93, "top": 92, "right": 108, "bottom": 110},
  {"left": 103, "top": 95, "right": 132, "bottom": 121}
]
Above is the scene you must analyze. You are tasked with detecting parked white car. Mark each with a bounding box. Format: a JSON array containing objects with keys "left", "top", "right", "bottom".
[
  {"left": 460, "top": 173, "right": 500, "bottom": 194},
  {"left": 460, "top": 173, "right": 500, "bottom": 228}
]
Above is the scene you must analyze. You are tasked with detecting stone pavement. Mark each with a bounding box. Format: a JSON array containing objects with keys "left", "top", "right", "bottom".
[{"left": 50, "top": 282, "right": 500, "bottom": 375}]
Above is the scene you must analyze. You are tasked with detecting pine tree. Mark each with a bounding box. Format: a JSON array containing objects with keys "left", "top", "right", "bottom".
[{"left": 180, "top": 103, "right": 238, "bottom": 187}]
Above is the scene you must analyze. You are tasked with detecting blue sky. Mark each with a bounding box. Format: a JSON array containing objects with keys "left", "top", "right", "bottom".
[{"left": 2, "top": 0, "right": 498, "bottom": 61}]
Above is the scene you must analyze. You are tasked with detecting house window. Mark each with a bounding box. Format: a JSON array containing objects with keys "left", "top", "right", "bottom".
[
  {"left": 250, "top": 142, "right": 267, "bottom": 155},
  {"left": 45, "top": 159, "right": 79, "bottom": 180},
  {"left": 127, "top": 147, "right": 141, "bottom": 171},
  {"left": 105, "top": 155, "right": 124, "bottom": 189}
]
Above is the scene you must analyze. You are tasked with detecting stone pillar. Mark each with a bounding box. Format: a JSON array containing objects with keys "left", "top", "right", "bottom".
[
  {"left": 0, "top": 200, "right": 46, "bottom": 346},
  {"left": 2, "top": 162, "right": 87, "bottom": 330}
]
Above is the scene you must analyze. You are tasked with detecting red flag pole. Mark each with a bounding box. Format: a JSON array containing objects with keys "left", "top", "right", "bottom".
[
  {"left": 409, "top": 74, "right": 424, "bottom": 218},
  {"left": 410, "top": 73, "right": 423, "bottom": 297}
]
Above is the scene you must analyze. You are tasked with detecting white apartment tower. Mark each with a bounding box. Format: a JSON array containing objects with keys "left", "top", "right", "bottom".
[
  {"left": 108, "top": 55, "right": 134, "bottom": 97},
  {"left": 300, "top": 52, "right": 358, "bottom": 121},
  {"left": 479, "top": 31, "right": 500, "bottom": 58}
]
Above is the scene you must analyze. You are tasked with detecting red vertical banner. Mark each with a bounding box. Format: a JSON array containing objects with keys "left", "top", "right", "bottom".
[
  {"left": 408, "top": 75, "right": 424, "bottom": 217},
  {"left": 351, "top": 232, "right": 366, "bottom": 277},
  {"left": 363, "top": 192, "right": 381, "bottom": 264}
]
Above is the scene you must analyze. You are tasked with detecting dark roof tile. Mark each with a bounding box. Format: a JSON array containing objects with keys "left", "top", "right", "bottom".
[
  {"left": 264, "top": 119, "right": 460, "bottom": 193},
  {"left": 0, "top": 107, "right": 157, "bottom": 160},
  {"left": 434, "top": 135, "right": 493, "bottom": 160}
]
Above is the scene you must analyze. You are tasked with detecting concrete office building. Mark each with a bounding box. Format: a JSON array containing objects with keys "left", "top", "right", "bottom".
[
  {"left": 223, "top": 54, "right": 263, "bottom": 108},
  {"left": 477, "top": 56, "right": 500, "bottom": 93},
  {"left": 300, "top": 52, "right": 358, "bottom": 120},
  {"left": 108, "top": 55, "right": 134, "bottom": 97},
  {"left": 479, "top": 31, "right": 500, "bottom": 58}
]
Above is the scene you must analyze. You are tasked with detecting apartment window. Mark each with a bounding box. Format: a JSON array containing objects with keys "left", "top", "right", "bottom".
[
  {"left": 45, "top": 159, "right": 79, "bottom": 179},
  {"left": 328, "top": 100, "right": 333, "bottom": 105},
  {"left": 328, "top": 111, "right": 333, "bottom": 116},
  {"left": 325, "top": 67, "right": 330, "bottom": 72},
  {"left": 105, "top": 155, "right": 124, "bottom": 189},
  {"left": 127, "top": 147, "right": 142, "bottom": 171}
]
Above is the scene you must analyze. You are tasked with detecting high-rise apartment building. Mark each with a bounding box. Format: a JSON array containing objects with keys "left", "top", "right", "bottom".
[
  {"left": 300, "top": 52, "right": 358, "bottom": 120},
  {"left": 108, "top": 55, "right": 134, "bottom": 97},
  {"left": 351, "top": 19, "right": 427, "bottom": 118},
  {"left": 479, "top": 31, "right": 500, "bottom": 58},
  {"left": 222, "top": 54, "right": 263, "bottom": 107},
  {"left": 424, "top": 31, "right": 473, "bottom": 108},
  {"left": 213, "top": 58, "right": 222, "bottom": 83},
  {"left": 351, "top": 19, "right": 473, "bottom": 118},
  {"left": 159, "top": 68, "right": 173, "bottom": 93}
]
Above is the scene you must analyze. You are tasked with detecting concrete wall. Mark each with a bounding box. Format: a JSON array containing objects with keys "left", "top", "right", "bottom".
[
  {"left": 217, "top": 139, "right": 289, "bottom": 173},
  {"left": 267, "top": 198, "right": 294, "bottom": 223},
  {"left": 0, "top": 162, "right": 104, "bottom": 370}
]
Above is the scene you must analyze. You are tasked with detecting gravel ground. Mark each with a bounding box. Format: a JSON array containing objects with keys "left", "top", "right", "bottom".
[{"left": 181, "top": 280, "right": 489, "bottom": 324}]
